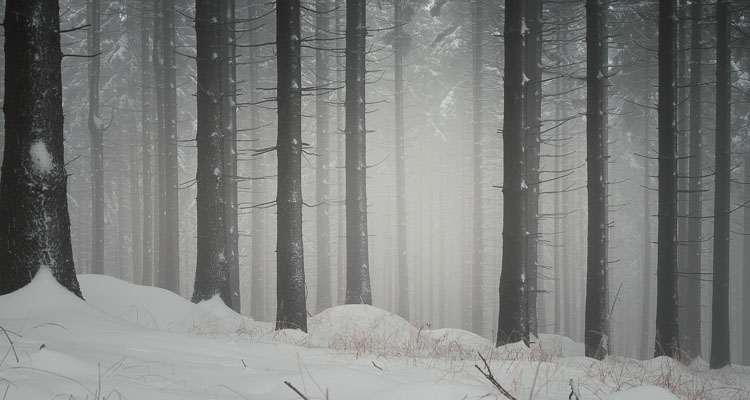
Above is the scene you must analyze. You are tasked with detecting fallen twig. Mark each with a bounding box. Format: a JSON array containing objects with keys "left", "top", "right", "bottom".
[
  {"left": 569, "top": 378, "right": 580, "bottom": 400},
  {"left": 474, "top": 352, "right": 517, "bottom": 400},
  {"left": 0, "top": 326, "right": 18, "bottom": 363},
  {"left": 284, "top": 381, "right": 310, "bottom": 400}
]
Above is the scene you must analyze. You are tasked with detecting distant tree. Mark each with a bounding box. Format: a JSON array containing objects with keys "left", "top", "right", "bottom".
[
  {"left": 685, "top": 0, "right": 703, "bottom": 361},
  {"left": 709, "top": 0, "right": 730, "bottom": 370},
  {"left": 316, "top": 0, "right": 333, "bottom": 313},
  {"left": 654, "top": 0, "right": 680, "bottom": 359},
  {"left": 584, "top": 0, "right": 608, "bottom": 360},
  {"left": 470, "top": 0, "right": 484, "bottom": 335},
  {"left": 497, "top": 0, "right": 527, "bottom": 346},
  {"left": 141, "top": 0, "right": 154, "bottom": 286},
  {"left": 344, "top": 0, "right": 373, "bottom": 305},
  {"left": 0, "top": 0, "right": 83, "bottom": 297},
  {"left": 89, "top": 0, "right": 105, "bottom": 275},
  {"left": 191, "top": 0, "right": 231, "bottom": 307},
  {"left": 394, "top": 0, "right": 409, "bottom": 320},
  {"left": 276, "top": 0, "right": 307, "bottom": 331}
]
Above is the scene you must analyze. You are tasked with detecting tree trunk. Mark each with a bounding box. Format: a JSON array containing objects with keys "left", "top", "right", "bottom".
[
  {"left": 0, "top": 0, "right": 82, "bottom": 297},
  {"left": 161, "top": 0, "right": 180, "bottom": 294},
  {"left": 344, "top": 0, "right": 372, "bottom": 305},
  {"left": 141, "top": 0, "right": 154, "bottom": 287},
  {"left": 221, "top": 0, "right": 240, "bottom": 313},
  {"left": 743, "top": 153, "right": 750, "bottom": 365},
  {"left": 497, "top": 0, "right": 527, "bottom": 346},
  {"left": 640, "top": 109, "right": 653, "bottom": 360},
  {"left": 316, "top": 0, "right": 333, "bottom": 313},
  {"left": 153, "top": 0, "right": 165, "bottom": 286},
  {"left": 685, "top": 0, "right": 703, "bottom": 360},
  {"left": 523, "top": 0, "right": 542, "bottom": 338},
  {"left": 394, "top": 0, "right": 409, "bottom": 321},
  {"left": 89, "top": 0, "right": 104, "bottom": 276},
  {"left": 676, "top": 0, "right": 689, "bottom": 343},
  {"left": 276, "top": 0, "right": 307, "bottom": 331},
  {"left": 249, "top": 2, "right": 265, "bottom": 321},
  {"left": 584, "top": 0, "right": 608, "bottom": 360},
  {"left": 655, "top": 0, "right": 680, "bottom": 359},
  {"left": 709, "top": 0, "right": 730, "bottom": 369},
  {"left": 192, "top": 0, "right": 231, "bottom": 307},
  {"left": 471, "top": 0, "right": 484, "bottom": 335}
]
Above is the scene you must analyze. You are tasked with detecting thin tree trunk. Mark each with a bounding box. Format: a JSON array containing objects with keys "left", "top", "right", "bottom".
[
  {"left": 276, "top": 0, "right": 307, "bottom": 331},
  {"left": 192, "top": 0, "right": 231, "bottom": 307},
  {"left": 655, "top": 0, "right": 680, "bottom": 359},
  {"left": 710, "top": 0, "right": 731, "bottom": 369},
  {"left": 0, "top": 0, "right": 82, "bottom": 297},
  {"left": 685, "top": 0, "right": 703, "bottom": 360},
  {"left": 394, "top": 0, "right": 409, "bottom": 320},
  {"left": 130, "top": 111, "right": 142, "bottom": 284},
  {"left": 221, "top": 0, "right": 240, "bottom": 313},
  {"left": 641, "top": 109, "right": 653, "bottom": 360},
  {"left": 141, "top": 0, "right": 154, "bottom": 287},
  {"left": 249, "top": 2, "right": 265, "bottom": 321},
  {"left": 471, "top": 0, "right": 484, "bottom": 336},
  {"left": 743, "top": 153, "right": 750, "bottom": 365},
  {"left": 153, "top": 0, "right": 165, "bottom": 286},
  {"left": 89, "top": 0, "right": 104, "bottom": 275},
  {"left": 524, "top": 0, "right": 542, "bottom": 338},
  {"left": 677, "top": 0, "right": 689, "bottom": 341},
  {"left": 584, "top": 0, "right": 608, "bottom": 360},
  {"left": 316, "top": 0, "right": 332, "bottom": 313},
  {"left": 497, "top": 0, "right": 527, "bottom": 346},
  {"left": 344, "top": 0, "right": 372, "bottom": 305}
]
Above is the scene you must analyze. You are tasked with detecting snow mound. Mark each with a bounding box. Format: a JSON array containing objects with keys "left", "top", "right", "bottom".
[
  {"left": 419, "top": 328, "right": 495, "bottom": 360},
  {"left": 605, "top": 386, "right": 679, "bottom": 400},
  {"left": 79, "top": 274, "right": 262, "bottom": 336},
  {"left": 308, "top": 304, "right": 417, "bottom": 355}
]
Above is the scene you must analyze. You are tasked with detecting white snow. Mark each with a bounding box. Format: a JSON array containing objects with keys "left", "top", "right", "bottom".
[
  {"left": 29, "top": 140, "right": 53, "bottom": 173},
  {"left": 1, "top": 273, "right": 748, "bottom": 399}
]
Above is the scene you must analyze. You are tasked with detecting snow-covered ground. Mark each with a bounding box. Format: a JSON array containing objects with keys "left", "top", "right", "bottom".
[{"left": 0, "top": 270, "right": 748, "bottom": 399}]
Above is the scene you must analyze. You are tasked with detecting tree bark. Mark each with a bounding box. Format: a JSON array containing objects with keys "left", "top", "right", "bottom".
[
  {"left": 0, "top": 0, "right": 82, "bottom": 297},
  {"left": 191, "top": 0, "right": 231, "bottom": 307},
  {"left": 394, "top": 0, "right": 409, "bottom": 321},
  {"left": 676, "top": 0, "right": 689, "bottom": 343},
  {"left": 584, "top": 0, "right": 608, "bottom": 360},
  {"left": 88, "top": 0, "right": 104, "bottom": 276},
  {"left": 471, "top": 0, "right": 484, "bottom": 335},
  {"left": 344, "top": 0, "right": 372, "bottom": 305},
  {"left": 249, "top": 2, "right": 265, "bottom": 321},
  {"left": 640, "top": 109, "right": 653, "bottom": 360},
  {"left": 709, "top": 0, "right": 730, "bottom": 369},
  {"left": 497, "top": 0, "right": 527, "bottom": 346},
  {"left": 276, "top": 0, "right": 307, "bottom": 331},
  {"left": 655, "top": 0, "right": 680, "bottom": 359},
  {"left": 685, "top": 0, "right": 703, "bottom": 360},
  {"left": 141, "top": 0, "right": 154, "bottom": 287}
]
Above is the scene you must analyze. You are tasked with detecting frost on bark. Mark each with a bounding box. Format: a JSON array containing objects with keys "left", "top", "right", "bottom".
[
  {"left": 685, "top": 0, "right": 702, "bottom": 361},
  {"left": 88, "top": 0, "right": 104, "bottom": 275},
  {"left": 654, "top": 0, "right": 680, "bottom": 359},
  {"left": 276, "top": 0, "right": 307, "bottom": 331},
  {"left": 496, "top": 0, "right": 527, "bottom": 347},
  {"left": 0, "top": 0, "right": 82, "bottom": 297},
  {"left": 709, "top": 0, "right": 730, "bottom": 370},
  {"left": 191, "top": 0, "right": 231, "bottom": 307},
  {"left": 316, "top": 0, "right": 333, "bottom": 313},
  {"left": 344, "top": 0, "right": 372, "bottom": 306},
  {"left": 584, "top": 0, "right": 608, "bottom": 360}
]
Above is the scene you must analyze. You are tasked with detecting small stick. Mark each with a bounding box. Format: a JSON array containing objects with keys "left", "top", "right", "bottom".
[
  {"left": 0, "top": 326, "right": 18, "bottom": 363},
  {"left": 284, "top": 381, "right": 310, "bottom": 400},
  {"left": 474, "top": 352, "right": 517, "bottom": 400},
  {"left": 371, "top": 361, "right": 383, "bottom": 371}
]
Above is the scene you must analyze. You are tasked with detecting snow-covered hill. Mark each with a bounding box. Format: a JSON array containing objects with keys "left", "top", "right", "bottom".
[{"left": 0, "top": 270, "right": 746, "bottom": 399}]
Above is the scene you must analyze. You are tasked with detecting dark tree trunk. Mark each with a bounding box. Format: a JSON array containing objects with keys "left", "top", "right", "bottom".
[
  {"left": 676, "top": 0, "right": 689, "bottom": 342},
  {"left": 394, "top": 0, "right": 409, "bottom": 320},
  {"left": 316, "top": 0, "right": 332, "bottom": 313},
  {"left": 192, "top": 0, "right": 231, "bottom": 307},
  {"left": 497, "top": 0, "right": 527, "bottom": 346},
  {"left": 744, "top": 152, "right": 750, "bottom": 365},
  {"left": 0, "top": 0, "right": 82, "bottom": 297},
  {"left": 471, "top": 0, "right": 484, "bottom": 335},
  {"left": 141, "top": 0, "right": 154, "bottom": 287},
  {"left": 584, "top": 0, "right": 608, "bottom": 360},
  {"left": 88, "top": 0, "right": 104, "bottom": 275},
  {"left": 153, "top": 0, "right": 164, "bottom": 281},
  {"left": 276, "top": 0, "right": 307, "bottom": 331},
  {"left": 249, "top": 3, "right": 265, "bottom": 321},
  {"left": 344, "top": 0, "right": 372, "bottom": 305},
  {"left": 130, "top": 134, "right": 142, "bottom": 284},
  {"left": 640, "top": 109, "right": 653, "bottom": 360},
  {"left": 685, "top": 0, "right": 703, "bottom": 360},
  {"left": 523, "top": 0, "right": 542, "bottom": 338},
  {"left": 221, "top": 0, "right": 240, "bottom": 313},
  {"left": 710, "top": 0, "right": 730, "bottom": 369},
  {"left": 655, "top": 0, "right": 680, "bottom": 359},
  {"left": 160, "top": 0, "right": 180, "bottom": 294}
]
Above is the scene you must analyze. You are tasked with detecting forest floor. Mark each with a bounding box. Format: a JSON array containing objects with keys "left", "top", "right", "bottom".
[{"left": 0, "top": 270, "right": 748, "bottom": 399}]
